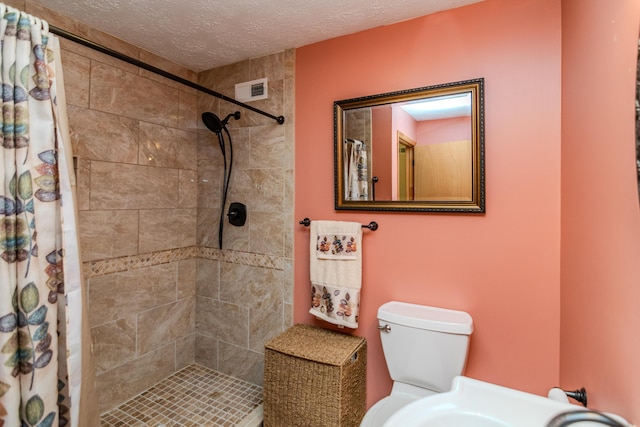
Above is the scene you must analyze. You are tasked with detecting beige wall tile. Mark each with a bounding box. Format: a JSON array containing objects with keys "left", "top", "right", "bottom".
[
  {"left": 67, "top": 105, "right": 139, "bottom": 164},
  {"left": 226, "top": 127, "right": 251, "bottom": 171},
  {"left": 194, "top": 334, "right": 218, "bottom": 371},
  {"left": 89, "top": 162, "right": 179, "bottom": 210},
  {"left": 195, "top": 297, "right": 248, "bottom": 347},
  {"left": 197, "top": 169, "right": 223, "bottom": 208},
  {"left": 139, "top": 209, "right": 196, "bottom": 253},
  {"left": 219, "top": 263, "right": 283, "bottom": 312},
  {"left": 196, "top": 208, "right": 219, "bottom": 247},
  {"left": 284, "top": 169, "right": 294, "bottom": 213},
  {"left": 249, "top": 212, "right": 284, "bottom": 256},
  {"left": 284, "top": 122, "right": 295, "bottom": 168},
  {"left": 75, "top": 157, "right": 90, "bottom": 211},
  {"left": 60, "top": 39, "right": 138, "bottom": 74},
  {"left": 221, "top": 215, "right": 250, "bottom": 252},
  {"left": 197, "top": 130, "right": 224, "bottom": 171},
  {"left": 218, "top": 342, "right": 264, "bottom": 386},
  {"left": 176, "top": 334, "right": 196, "bottom": 371},
  {"left": 284, "top": 211, "right": 294, "bottom": 259},
  {"left": 177, "top": 258, "right": 196, "bottom": 300},
  {"left": 179, "top": 169, "right": 198, "bottom": 208},
  {"left": 3, "top": 0, "right": 25, "bottom": 10},
  {"left": 244, "top": 169, "right": 284, "bottom": 212},
  {"left": 250, "top": 51, "right": 284, "bottom": 82},
  {"left": 91, "top": 316, "right": 137, "bottom": 374},
  {"left": 282, "top": 258, "right": 294, "bottom": 305},
  {"left": 226, "top": 169, "right": 280, "bottom": 214},
  {"left": 137, "top": 298, "right": 195, "bottom": 355},
  {"left": 284, "top": 49, "right": 295, "bottom": 81},
  {"left": 284, "top": 303, "right": 293, "bottom": 328},
  {"left": 78, "top": 210, "right": 138, "bottom": 261},
  {"left": 179, "top": 91, "right": 198, "bottom": 132},
  {"left": 88, "top": 263, "right": 177, "bottom": 327},
  {"left": 249, "top": 124, "right": 285, "bottom": 169},
  {"left": 198, "top": 60, "right": 250, "bottom": 93},
  {"left": 90, "top": 62, "right": 180, "bottom": 127},
  {"left": 139, "top": 122, "right": 197, "bottom": 169},
  {"left": 193, "top": 50, "right": 294, "bottom": 390},
  {"left": 60, "top": 49, "right": 90, "bottom": 108},
  {"left": 249, "top": 307, "right": 283, "bottom": 353},
  {"left": 197, "top": 96, "right": 221, "bottom": 131},
  {"left": 226, "top": 169, "right": 250, "bottom": 203},
  {"left": 64, "top": 38, "right": 295, "bottom": 409},
  {"left": 284, "top": 75, "right": 295, "bottom": 122},
  {"left": 95, "top": 343, "right": 175, "bottom": 412},
  {"left": 196, "top": 258, "right": 219, "bottom": 298}
]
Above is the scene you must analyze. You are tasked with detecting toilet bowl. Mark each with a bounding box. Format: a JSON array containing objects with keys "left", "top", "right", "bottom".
[{"left": 360, "top": 301, "right": 473, "bottom": 427}]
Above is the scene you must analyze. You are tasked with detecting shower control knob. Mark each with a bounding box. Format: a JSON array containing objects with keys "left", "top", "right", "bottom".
[{"left": 227, "top": 202, "right": 247, "bottom": 226}]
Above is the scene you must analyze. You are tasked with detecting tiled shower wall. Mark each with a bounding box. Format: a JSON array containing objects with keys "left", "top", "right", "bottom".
[
  {"left": 53, "top": 9, "right": 200, "bottom": 413},
  {"left": 8, "top": 0, "right": 294, "bottom": 414},
  {"left": 194, "top": 52, "right": 295, "bottom": 384}
]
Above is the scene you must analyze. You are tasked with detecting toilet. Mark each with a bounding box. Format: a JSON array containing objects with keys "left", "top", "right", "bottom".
[{"left": 360, "top": 301, "right": 473, "bottom": 427}]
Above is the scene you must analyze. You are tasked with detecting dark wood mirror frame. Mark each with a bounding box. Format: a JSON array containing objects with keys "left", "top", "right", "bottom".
[{"left": 334, "top": 78, "right": 485, "bottom": 213}]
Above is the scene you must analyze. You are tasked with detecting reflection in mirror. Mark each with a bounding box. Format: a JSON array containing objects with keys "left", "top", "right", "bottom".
[{"left": 335, "top": 79, "right": 484, "bottom": 212}]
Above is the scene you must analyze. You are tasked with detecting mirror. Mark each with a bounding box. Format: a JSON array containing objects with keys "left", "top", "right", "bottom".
[{"left": 334, "top": 78, "right": 485, "bottom": 212}]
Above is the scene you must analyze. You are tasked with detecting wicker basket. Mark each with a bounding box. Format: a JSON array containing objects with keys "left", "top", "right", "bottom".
[{"left": 263, "top": 324, "right": 367, "bottom": 427}]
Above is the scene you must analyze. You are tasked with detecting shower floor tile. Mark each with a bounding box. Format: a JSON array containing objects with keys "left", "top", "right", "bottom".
[{"left": 100, "top": 364, "right": 263, "bottom": 427}]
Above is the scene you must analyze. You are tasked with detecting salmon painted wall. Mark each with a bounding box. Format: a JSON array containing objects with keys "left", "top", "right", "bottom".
[
  {"left": 295, "top": 0, "right": 562, "bottom": 408},
  {"left": 560, "top": 0, "right": 640, "bottom": 422}
]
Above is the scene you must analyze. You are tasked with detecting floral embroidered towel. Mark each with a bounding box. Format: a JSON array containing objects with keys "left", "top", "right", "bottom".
[
  {"left": 309, "top": 220, "right": 362, "bottom": 329},
  {"left": 316, "top": 232, "right": 358, "bottom": 260}
]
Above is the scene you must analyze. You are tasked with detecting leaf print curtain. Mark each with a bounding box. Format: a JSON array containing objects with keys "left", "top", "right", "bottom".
[
  {"left": 343, "top": 139, "right": 369, "bottom": 201},
  {"left": 0, "top": 5, "right": 98, "bottom": 427}
]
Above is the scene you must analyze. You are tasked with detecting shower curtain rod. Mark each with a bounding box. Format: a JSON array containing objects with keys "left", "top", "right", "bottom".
[{"left": 49, "top": 25, "right": 285, "bottom": 125}]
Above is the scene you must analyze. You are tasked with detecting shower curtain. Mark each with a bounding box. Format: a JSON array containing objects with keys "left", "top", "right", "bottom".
[
  {"left": 0, "top": 6, "right": 98, "bottom": 427},
  {"left": 344, "top": 139, "right": 369, "bottom": 200}
]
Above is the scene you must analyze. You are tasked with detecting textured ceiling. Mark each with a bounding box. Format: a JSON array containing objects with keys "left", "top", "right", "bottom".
[{"left": 37, "top": 0, "right": 483, "bottom": 72}]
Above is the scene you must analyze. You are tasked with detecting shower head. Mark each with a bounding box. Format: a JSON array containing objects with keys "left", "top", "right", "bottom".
[
  {"left": 201, "top": 111, "right": 241, "bottom": 134},
  {"left": 201, "top": 110, "right": 241, "bottom": 249},
  {"left": 202, "top": 112, "right": 224, "bottom": 134}
]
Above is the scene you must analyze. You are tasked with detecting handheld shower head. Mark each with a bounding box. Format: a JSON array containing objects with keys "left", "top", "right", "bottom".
[
  {"left": 201, "top": 110, "right": 242, "bottom": 249},
  {"left": 202, "top": 112, "right": 224, "bottom": 134},
  {"left": 201, "top": 111, "right": 241, "bottom": 134}
]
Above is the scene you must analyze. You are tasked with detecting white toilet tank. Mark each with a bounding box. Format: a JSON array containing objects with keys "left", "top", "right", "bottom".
[{"left": 378, "top": 301, "right": 473, "bottom": 394}]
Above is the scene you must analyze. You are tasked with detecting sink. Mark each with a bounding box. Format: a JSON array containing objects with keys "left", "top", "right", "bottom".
[{"left": 382, "top": 376, "right": 630, "bottom": 427}]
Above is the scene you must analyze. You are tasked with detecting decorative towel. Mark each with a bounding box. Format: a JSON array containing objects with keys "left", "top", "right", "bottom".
[{"left": 309, "top": 220, "right": 362, "bottom": 328}]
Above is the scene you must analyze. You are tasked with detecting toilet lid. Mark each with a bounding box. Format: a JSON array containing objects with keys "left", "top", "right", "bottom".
[{"left": 360, "top": 394, "right": 420, "bottom": 427}]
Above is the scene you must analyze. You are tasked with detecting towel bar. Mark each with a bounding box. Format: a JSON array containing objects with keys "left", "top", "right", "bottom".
[{"left": 299, "top": 217, "right": 378, "bottom": 231}]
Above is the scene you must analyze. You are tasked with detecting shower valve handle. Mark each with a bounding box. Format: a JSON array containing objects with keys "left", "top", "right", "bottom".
[{"left": 227, "top": 202, "right": 247, "bottom": 227}]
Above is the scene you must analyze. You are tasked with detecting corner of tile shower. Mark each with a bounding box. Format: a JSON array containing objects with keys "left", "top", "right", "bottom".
[{"left": 99, "top": 364, "right": 263, "bottom": 427}]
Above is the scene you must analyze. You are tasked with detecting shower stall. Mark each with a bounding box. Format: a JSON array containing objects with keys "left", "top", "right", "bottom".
[{"left": 24, "top": 4, "right": 297, "bottom": 423}]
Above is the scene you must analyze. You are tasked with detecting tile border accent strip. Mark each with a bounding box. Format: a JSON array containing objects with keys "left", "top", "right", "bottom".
[
  {"left": 197, "top": 247, "right": 284, "bottom": 271},
  {"left": 83, "top": 246, "right": 284, "bottom": 278}
]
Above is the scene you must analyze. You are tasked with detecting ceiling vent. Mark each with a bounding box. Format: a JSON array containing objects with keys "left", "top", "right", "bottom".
[{"left": 235, "top": 78, "right": 268, "bottom": 102}]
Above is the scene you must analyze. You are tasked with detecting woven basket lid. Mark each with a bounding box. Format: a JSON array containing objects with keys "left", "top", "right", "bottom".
[{"left": 265, "top": 324, "right": 365, "bottom": 366}]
